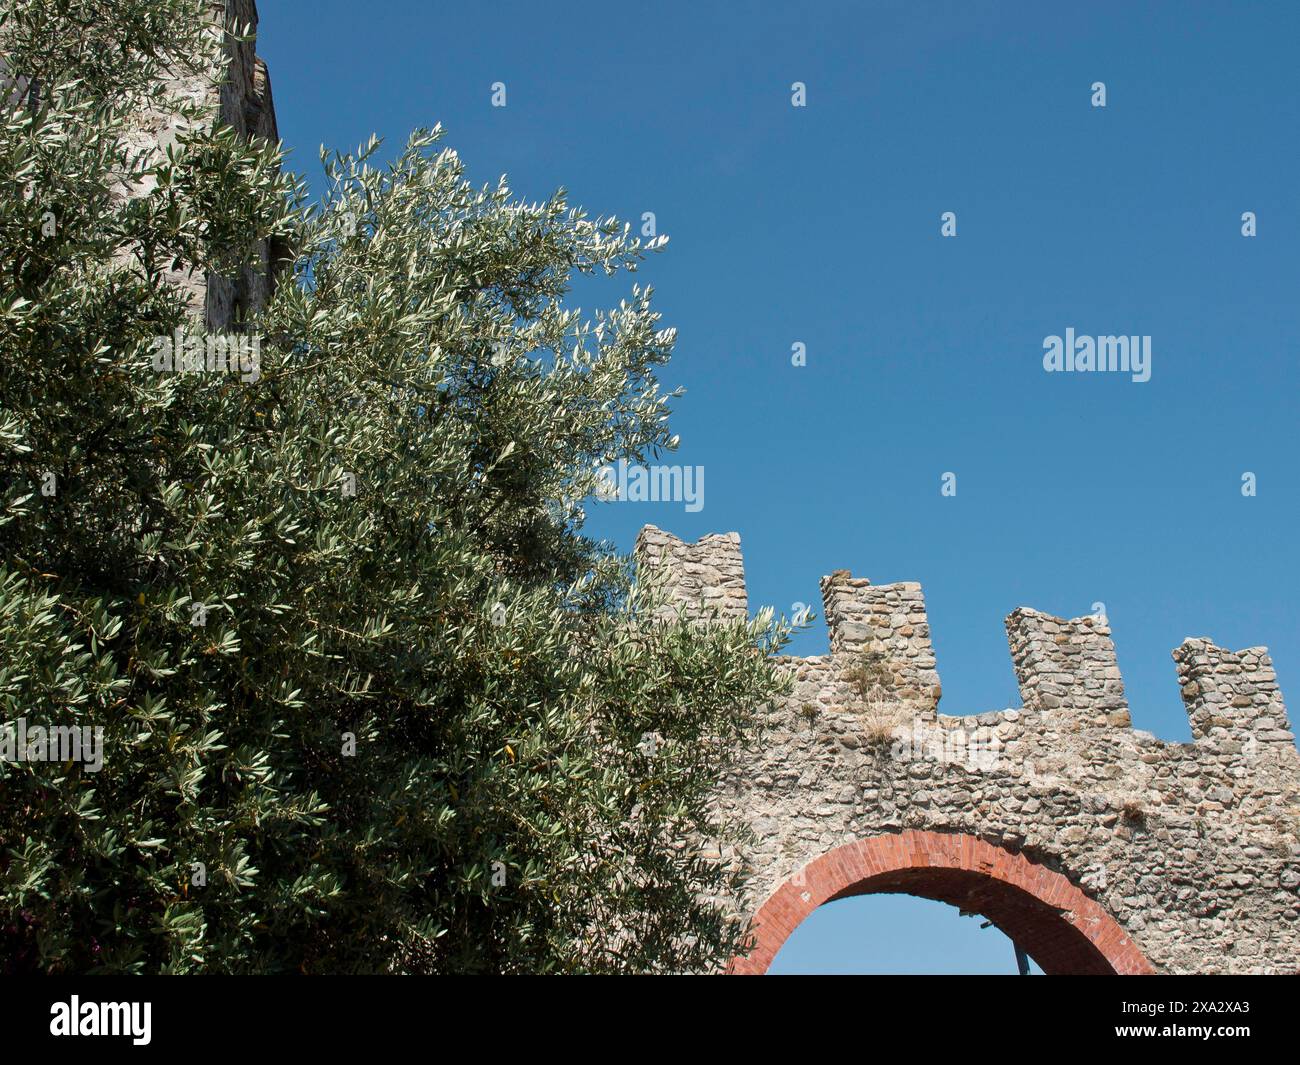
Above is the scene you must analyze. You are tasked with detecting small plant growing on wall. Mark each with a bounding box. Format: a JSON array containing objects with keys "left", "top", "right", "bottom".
[
  {"left": 839, "top": 651, "right": 909, "bottom": 750},
  {"left": 844, "top": 650, "right": 893, "bottom": 701},
  {"left": 860, "top": 689, "right": 900, "bottom": 749}
]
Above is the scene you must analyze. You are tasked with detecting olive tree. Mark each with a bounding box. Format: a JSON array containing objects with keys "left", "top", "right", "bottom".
[{"left": 0, "top": 0, "right": 791, "bottom": 974}]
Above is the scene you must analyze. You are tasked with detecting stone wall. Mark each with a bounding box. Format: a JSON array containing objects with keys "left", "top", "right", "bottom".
[
  {"left": 120, "top": 0, "right": 280, "bottom": 328},
  {"left": 204, "top": 0, "right": 280, "bottom": 329},
  {"left": 820, "top": 570, "right": 942, "bottom": 712},
  {"left": 636, "top": 526, "right": 1300, "bottom": 974},
  {"left": 634, "top": 525, "right": 747, "bottom": 624}
]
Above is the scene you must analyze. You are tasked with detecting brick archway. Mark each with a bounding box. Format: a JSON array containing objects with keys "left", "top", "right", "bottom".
[{"left": 729, "top": 830, "right": 1154, "bottom": 975}]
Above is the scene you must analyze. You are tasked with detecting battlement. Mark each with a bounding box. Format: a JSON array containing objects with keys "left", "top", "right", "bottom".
[
  {"left": 819, "top": 571, "right": 941, "bottom": 711},
  {"left": 648, "top": 523, "right": 1300, "bottom": 975},
  {"left": 1174, "top": 639, "right": 1296, "bottom": 750},
  {"left": 635, "top": 525, "right": 1296, "bottom": 748},
  {"left": 634, "top": 525, "right": 747, "bottom": 624},
  {"left": 1006, "top": 608, "right": 1130, "bottom": 728}
]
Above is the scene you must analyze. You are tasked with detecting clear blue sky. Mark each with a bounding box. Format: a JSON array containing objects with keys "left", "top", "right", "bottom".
[{"left": 259, "top": 0, "right": 1300, "bottom": 973}]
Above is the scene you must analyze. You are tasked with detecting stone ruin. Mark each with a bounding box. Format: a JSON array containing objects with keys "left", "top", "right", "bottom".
[{"left": 635, "top": 524, "right": 1300, "bottom": 974}]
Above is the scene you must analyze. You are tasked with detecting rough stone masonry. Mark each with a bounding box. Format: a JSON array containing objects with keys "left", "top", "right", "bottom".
[
  {"left": 636, "top": 525, "right": 1300, "bottom": 974},
  {"left": 122, "top": 0, "right": 283, "bottom": 330}
]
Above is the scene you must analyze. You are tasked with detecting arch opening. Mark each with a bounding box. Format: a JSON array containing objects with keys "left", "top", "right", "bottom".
[
  {"left": 769, "top": 894, "right": 1046, "bottom": 974},
  {"left": 730, "top": 830, "right": 1154, "bottom": 975}
]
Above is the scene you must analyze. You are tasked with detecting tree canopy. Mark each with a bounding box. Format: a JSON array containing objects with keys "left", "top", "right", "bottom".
[{"left": 0, "top": 0, "right": 791, "bottom": 973}]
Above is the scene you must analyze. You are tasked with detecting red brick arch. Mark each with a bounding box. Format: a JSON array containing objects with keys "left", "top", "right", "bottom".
[{"left": 729, "top": 830, "right": 1154, "bottom": 975}]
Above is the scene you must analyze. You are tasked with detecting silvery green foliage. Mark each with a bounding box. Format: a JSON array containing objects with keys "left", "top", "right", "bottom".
[{"left": 0, "top": 0, "right": 790, "bottom": 973}]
